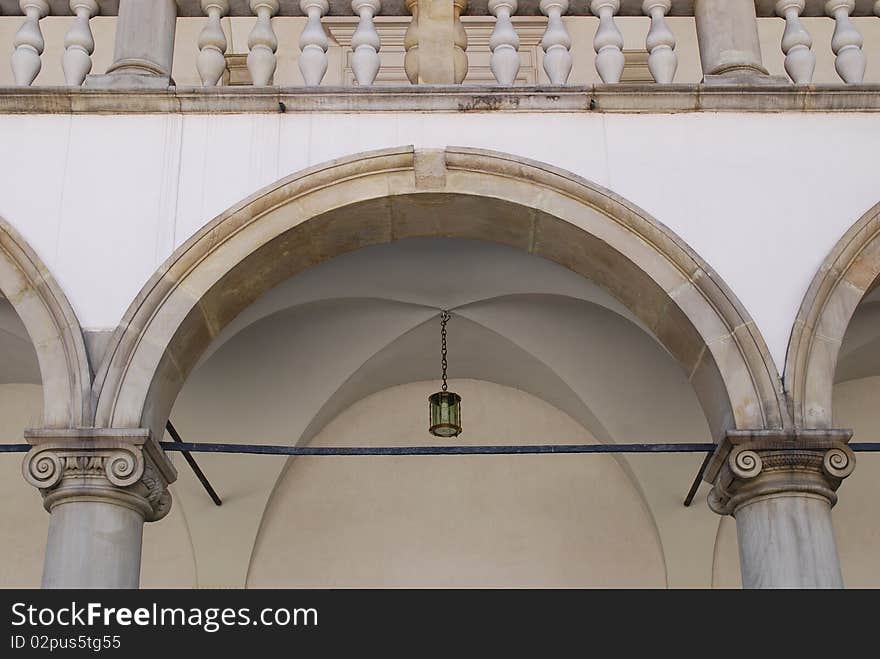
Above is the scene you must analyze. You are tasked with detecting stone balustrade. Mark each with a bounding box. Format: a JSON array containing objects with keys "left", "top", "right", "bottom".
[{"left": 0, "top": 0, "right": 878, "bottom": 87}]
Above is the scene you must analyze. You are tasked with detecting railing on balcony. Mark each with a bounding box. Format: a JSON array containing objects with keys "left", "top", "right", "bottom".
[{"left": 0, "top": 0, "right": 878, "bottom": 89}]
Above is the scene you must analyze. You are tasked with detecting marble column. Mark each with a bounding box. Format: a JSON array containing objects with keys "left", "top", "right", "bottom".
[
  {"left": 693, "top": 0, "right": 778, "bottom": 83},
  {"left": 706, "top": 430, "right": 854, "bottom": 589},
  {"left": 23, "top": 429, "right": 176, "bottom": 589},
  {"left": 85, "top": 0, "right": 178, "bottom": 88}
]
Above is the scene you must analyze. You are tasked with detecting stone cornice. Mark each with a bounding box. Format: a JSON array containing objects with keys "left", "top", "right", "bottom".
[
  {"left": 705, "top": 429, "right": 855, "bottom": 516},
  {"left": 1, "top": 84, "right": 880, "bottom": 114},
  {"left": 22, "top": 428, "right": 177, "bottom": 522}
]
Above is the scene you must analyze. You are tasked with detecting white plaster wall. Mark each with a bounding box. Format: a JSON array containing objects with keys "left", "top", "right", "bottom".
[{"left": 1, "top": 111, "right": 879, "bottom": 373}]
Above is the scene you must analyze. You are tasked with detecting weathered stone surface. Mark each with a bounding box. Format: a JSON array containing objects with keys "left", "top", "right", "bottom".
[
  {"left": 0, "top": 216, "right": 90, "bottom": 429},
  {"left": 3, "top": 85, "right": 880, "bottom": 114},
  {"left": 786, "top": 202, "right": 880, "bottom": 428}
]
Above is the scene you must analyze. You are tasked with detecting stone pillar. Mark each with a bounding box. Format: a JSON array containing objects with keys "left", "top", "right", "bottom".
[
  {"left": 693, "top": 0, "right": 777, "bottom": 83},
  {"left": 706, "top": 430, "right": 854, "bottom": 589},
  {"left": 405, "top": 0, "right": 468, "bottom": 84},
  {"left": 85, "top": 0, "right": 178, "bottom": 89},
  {"left": 23, "top": 429, "right": 176, "bottom": 589}
]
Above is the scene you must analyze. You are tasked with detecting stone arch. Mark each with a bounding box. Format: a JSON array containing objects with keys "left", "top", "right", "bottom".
[
  {"left": 0, "top": 216, "right": 90, "bottom": 427},
  {"left": 786, "top": 201, "right": 880, "bottom": 428},
  {"left": 91, "top": 146, "right": 786, "bottom": 440}
]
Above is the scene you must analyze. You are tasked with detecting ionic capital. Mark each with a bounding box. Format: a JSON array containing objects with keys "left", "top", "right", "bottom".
[
  {"left": 705, "top": 429, "right": 854, "bottom": 516},
  {"left": 22, "top": 428, "right": 177, "bottom": 522}
]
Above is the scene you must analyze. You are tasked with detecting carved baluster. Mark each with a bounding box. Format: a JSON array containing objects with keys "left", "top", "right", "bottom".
[
  {"left": 12, "top": 0, "right": 49, "bottom": 86},
  {"left": 590, "top": 0, "right": 624, "bottom": 84},
  {"left": 404, "top": 0, "right": 419, "bottom": 83},
  {"left": 488, "top": 0, "right": 520, "bottom": 85},
  {"left": 351, "top": 0, "right": 381, "bottom": 85},
  {"left": 453, "top": 0, "right": 468, "bottom": 83},
  {"left": 776, "top": 0, "right": 814, "bottom": 83},
  {"left": 826, "top": 0, "right": 866, "bottom": 83},
  {"left": 247, "top": 0, "right": 279, "bottom": 86},
  {"left": 198, "top": 0, "right": 229, "bottom": 87},
  {"left": 62, "top": 1, "right": 98, "bottom": 86},
  {"left": 643, "top": 0, "right": 676, "bottom": 83},
  {"left": 539, "top": 0, "right": 571, "bottom": 85},
  {"left": 299, "top": 0, "right": 329, "bottom": 86}
]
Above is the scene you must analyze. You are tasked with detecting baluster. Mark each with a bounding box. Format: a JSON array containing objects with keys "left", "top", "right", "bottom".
[
  {"left": 876, "top": 0, "right": 880, "bottom": 15},
  {"left": 590, "top": 0, "right": 624, "bottom": 83},
  {"left": 453, "top": 0, "right": 468, "bottom": 83},
  {"left": 299, "top": 0, "right": 329, "bottom": 86},
  {"left": 247, "top": 0, "right": 279, "bottom": 86},
  {"left": 488, "top": 0, "right": 520, "bottom": 85},
  {"left": 351, "top": 0, "right": 381, "bottom": 85},
  {"left": 643, "top": 0, "right": 676, "bottom": 83},
  {"left": 826, "top": 0, "right": 866, "bottom": 83},
  {"left": 198, "top": 1, "right": 229, "bottom": 87},
  {"left": 776, "top": 0, "right": 814, "bottom": 83},
  {"left": 404, "top": 0, "right": 419, "bottom": 83},
  {"left": 63, "top": 0, "right": 98, "bottom": 86},
  {"left": 540, "top": 0, "right": 572, "bottom": 85},
  {"left": 12, "top": 0, "right": 49, "bottom": 86}
]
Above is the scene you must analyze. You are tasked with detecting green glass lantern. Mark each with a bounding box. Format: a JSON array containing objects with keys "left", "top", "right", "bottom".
[{"left": 429, "top": 311, "right": 462, "bottom": 438}]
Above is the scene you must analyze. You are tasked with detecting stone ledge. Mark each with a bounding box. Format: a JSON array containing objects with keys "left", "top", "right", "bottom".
[{"left": 1, "top": 84, "right": 880, "bottom": 114}]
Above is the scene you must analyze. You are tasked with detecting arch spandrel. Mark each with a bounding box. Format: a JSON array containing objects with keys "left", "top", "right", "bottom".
[
  {"left": 786, "top": 201, "right": 880, "bottom": 428},
  {"left": 0, "top": 216, "right": 90, "bottom": 428},
  {"left": 92, "top": 146, "right": 786, "bottom": 441}
]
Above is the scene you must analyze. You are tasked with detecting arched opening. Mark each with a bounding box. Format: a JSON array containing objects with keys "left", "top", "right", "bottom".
[{"left": 89, "top": 147, "right": 784, "bottom": 587}]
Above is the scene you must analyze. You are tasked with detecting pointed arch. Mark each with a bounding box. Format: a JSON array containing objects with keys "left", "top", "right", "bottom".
[{"left": 92, "top": 146, "right": 786, "bottom": 440}]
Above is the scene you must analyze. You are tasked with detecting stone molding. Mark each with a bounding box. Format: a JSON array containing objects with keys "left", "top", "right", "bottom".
[
  {"left": 705, "top": 429, "right": 855, "bottom": 516},
  {"left": 0, "top": 216, "right": 91, "bottom": 429},
  {"left": 2, "top": 85, "right": 880, "bottom": 114},
  {"left": 22, "top": 429, "right": 177, "bottom": 522},
  {"left": 786, "top": 201, "right": 880, "bottom": 429},
  {"left": 90, "top": 145, "right": 786, "bottom": 443}
]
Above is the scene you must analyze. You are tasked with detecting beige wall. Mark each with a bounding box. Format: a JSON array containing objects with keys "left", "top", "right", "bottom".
[
  {"left": 0, "top": 384, "right": 45, "bottom": 588},
  {"left": 249, "top": 380, "right": 667, "bottom": 587}
]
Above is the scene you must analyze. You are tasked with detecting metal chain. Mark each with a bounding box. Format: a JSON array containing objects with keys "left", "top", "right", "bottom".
[{"left": 440, "top": 310, "right": 450, "bottom": 392}]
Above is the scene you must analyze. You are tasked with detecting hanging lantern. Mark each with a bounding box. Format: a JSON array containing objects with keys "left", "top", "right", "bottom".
[{"left": 429, "top": 311, "right": 462, "bottom": 438}]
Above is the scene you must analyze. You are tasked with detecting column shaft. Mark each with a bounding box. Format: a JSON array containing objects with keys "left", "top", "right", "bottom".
[
  {"left": 42, "top": 500, "right": 144, "bottom": 589},
  {"left": 86, "top": 0, "right": 178, "bottom": 88},
  {"left": 736, "top": 494, "right": 843, "bottom": 588}
]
